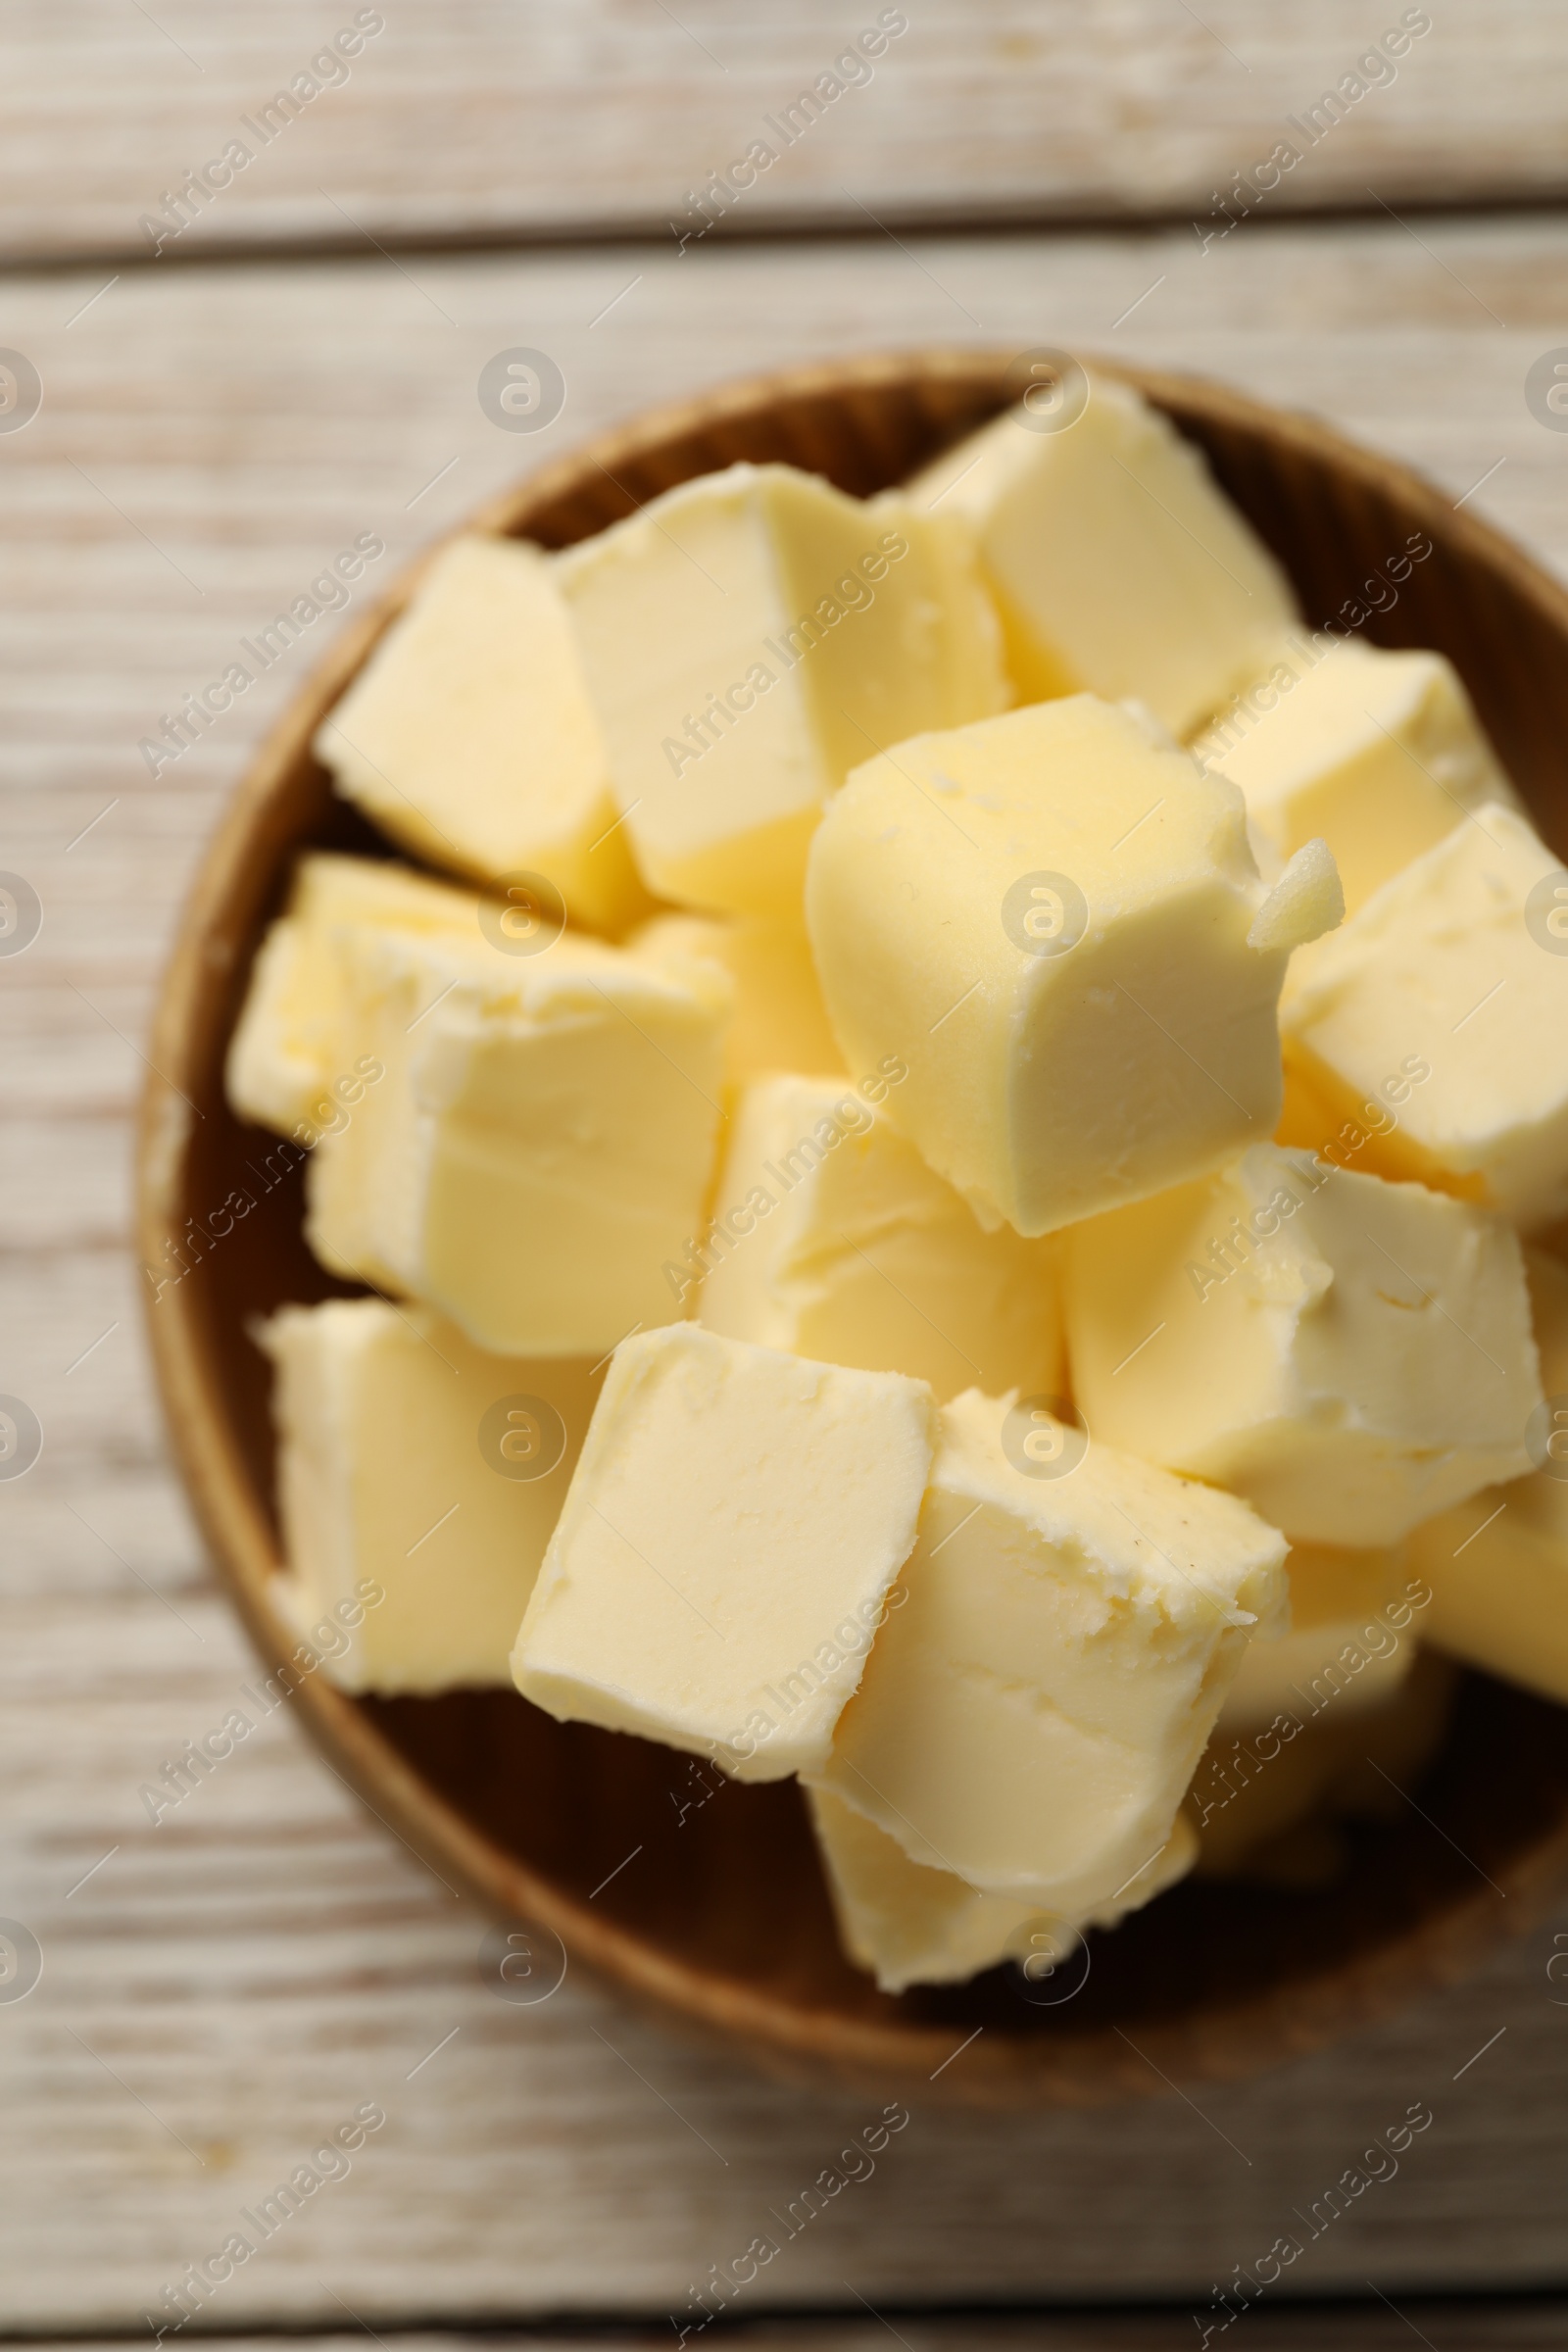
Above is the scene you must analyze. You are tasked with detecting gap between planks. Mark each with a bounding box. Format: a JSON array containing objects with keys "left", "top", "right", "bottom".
[{"left": 10, "top": 188, "right": 1568, "bottom": 283}]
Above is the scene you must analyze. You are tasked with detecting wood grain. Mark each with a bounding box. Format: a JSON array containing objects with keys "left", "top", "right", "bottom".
[
  {"left": 7, "top": 2, "right": 1568, "bottom": 268},
  {"left": 5, "top": 219, "right": 1568, "bottom": 2326}
]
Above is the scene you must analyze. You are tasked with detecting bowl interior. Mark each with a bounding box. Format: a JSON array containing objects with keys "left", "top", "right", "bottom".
[{"left": 144, "top": 352, "right": 1568, "bottom": 2103}]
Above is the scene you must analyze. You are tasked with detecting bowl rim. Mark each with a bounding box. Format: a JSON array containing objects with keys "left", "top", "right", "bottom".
[{"left": 135, "top": 345, "right": 1568, "bottom": 2108}]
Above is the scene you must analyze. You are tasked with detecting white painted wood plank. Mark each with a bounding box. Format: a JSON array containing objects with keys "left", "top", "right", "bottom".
[{"left": 6, "top": 3, "right": 1568, "bottom": 266}]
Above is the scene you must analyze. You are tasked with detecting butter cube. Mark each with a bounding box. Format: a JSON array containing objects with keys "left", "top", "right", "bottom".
[
  {"left": 806, "top": 697, "right": 1335, "bottom": 1238},
  {"left": 305, "top": 924, "right": 730, "bottom": 1355},
  {"left": 809, "top": 1788, "right": 1049, "bottom": 1993},
  {"left": 556, "top": 465, "right": 1007, "bottom": 916},
  {"left": 630, "top": 909, "right": 844, "bottom": 1083},
  {"left": 1196, "top": 638, "right": 1517, "bottom": 917},
  {"left": 262, "top": 1298, "right": 597, "bottom": 1692},
  {"left": 909, "top": 374, "right": 1297, "bottom": 735},
  {"left": 1410, "top": 1247, "right": 1568, "bottom": 1703},
  {"left": 513, "top": 1326, "right": 934, "bottom": 1780},
  {"left": 314, "top": 535, "right": 649, "bottom": 935},
  {"left": 1216, "top": 1542, "right": 1418, "bottom": 1733},
  {"left": 1064, "top": 1144, "right": 1541, "bottom": 1544},
  {"left": 1283, "top": 804, "right": 1568, "bottom": 1228},
  {"left": 699, "top": 1074, "right": 1065, "bottom": 1400},
  {"left": 226, "top": 852, "right": 476, "bottom": 1136},
  {"left": 814, "top": 1388, "right": 1287, "bottom": 1906},
  {"left": 808, "top": 1787, "right": 1196, "bottom": 1995}
]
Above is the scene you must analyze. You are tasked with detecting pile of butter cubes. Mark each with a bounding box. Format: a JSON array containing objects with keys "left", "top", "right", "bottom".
[{"left": 228, "top": 372, "right": 1568, "bottom": 1994}]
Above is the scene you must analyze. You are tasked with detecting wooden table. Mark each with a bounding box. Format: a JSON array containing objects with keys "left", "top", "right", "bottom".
[{"left": 5, "top": 7, "right": 1568, "bottom": 2340}]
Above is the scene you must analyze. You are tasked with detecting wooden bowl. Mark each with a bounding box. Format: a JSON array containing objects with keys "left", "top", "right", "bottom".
[{"left": 137, "top": 350, "right": 1568, "bottom": 2107}]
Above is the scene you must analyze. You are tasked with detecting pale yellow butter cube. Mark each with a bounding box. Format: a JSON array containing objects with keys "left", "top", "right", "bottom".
[
  {"left": 808, "top": 1788, "right": 1196, "bottom": 1995},
  {"left": 1409, "top": 1248, "right": 1568, "bottom": 1703},
  {"left": 809, "top": 1788, "right": 1051, "bottom": 1994},
  {"left": 806, "top": 697, "right": 1336, "bottom": 1238},
  {"left": 556, "top": 465, "right": 1006, "bottom": 916},
  {"left": 1064, "top": 1143, "right": 1541, "bottom": 1544},
  {"left": 313, "top": 535, "right": 649, "bottom": 935},
  {"left": 512, "top": 1325, "right": 935, "bottom": 1781},
  {"left": 1284, "top": 803, "right": 1568, "bottom": 1228},
  {"left": 629, "top": 908, "right": 844, "bottom": 1083},
  {"left": 1196, "top": 638, "right": 1517, "bottom": 918},
  {"left": 225, "top": 852, "right": 477, "bottom": 1136},
  {"left": 909, "top": 374, "right": 1297, "bottom": 735},
  {"left": 304, "top": 924, "right": 730, "bottom": 1355},
  {"left": 699, "top": 1073, "right": 1065, "bottom": 1400},
  {"left": 262, "top": 1298, "right": 598, "bottom": 1693},
  {"left": 814, "top": 1388, "right": 1287, "bottom": 1907},
  {"left": 1215, "top": 1541, "right": 1418, "bottom": 1733}
]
